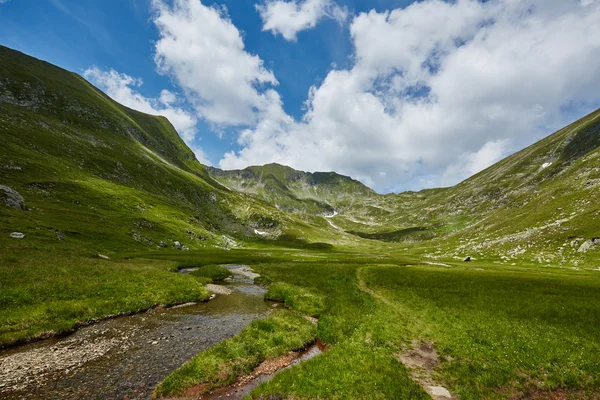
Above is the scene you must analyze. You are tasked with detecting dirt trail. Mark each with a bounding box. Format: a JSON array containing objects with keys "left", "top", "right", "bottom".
[
  {"left": 356, "top": 267, "right": 456, "bottom": 400},
  {"left": 356, "top": 267, "right": 393, "bottom": 306}
]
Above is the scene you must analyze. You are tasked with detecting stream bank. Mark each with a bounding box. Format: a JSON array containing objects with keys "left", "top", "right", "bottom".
[{"left": 0, "top": 266, "right": 270, "bottom": 400}]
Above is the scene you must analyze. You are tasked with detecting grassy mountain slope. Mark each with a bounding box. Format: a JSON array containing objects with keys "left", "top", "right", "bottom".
[{"left": 373, "top": 109, "right": 600, "bottom": 267}]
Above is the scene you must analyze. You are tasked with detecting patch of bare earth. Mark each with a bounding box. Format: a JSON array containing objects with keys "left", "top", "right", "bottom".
[{"left": 396, "top": 340, "right": 456, "bottom": 400}]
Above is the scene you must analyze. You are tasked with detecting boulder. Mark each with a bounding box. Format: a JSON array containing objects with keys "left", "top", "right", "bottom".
[
  {"left": 578, "top": 239, "right": 600, "bottom": 253},
  {"left": 10, "top": 232, "right": 25, "bottom": 239},
  {"left": 174, "top": 241, "right": 182, "bottom": 250},
  {"left": 0, "top": 185, "right": 25, "bottom": 210},
  {"left": 463, "top": 256, "right": 471, "bottom": 262},
  {"left": 159, "top": 241, "right": 168, "bottom": 248}
]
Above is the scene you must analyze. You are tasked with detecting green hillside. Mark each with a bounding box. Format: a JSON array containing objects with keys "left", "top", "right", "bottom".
[{"left": 328, "top": 109, "right": 600, "bottom": 268}]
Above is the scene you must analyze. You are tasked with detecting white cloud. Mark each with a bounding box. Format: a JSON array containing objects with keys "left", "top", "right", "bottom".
[
  {"left": 220, "top": 0, "right": 600, "bottom": 192},
  {"left": 152, "top": 0, "right": 279, "bottom": 126},
  {"left": 159, "top": 89, "right": 177, "bottom": 106},
  {"left": 256, "top": 0, "right": 348, "bottom": 41},
  {"left": 83, "top": 67, "right": 199, "bottom": 145}
]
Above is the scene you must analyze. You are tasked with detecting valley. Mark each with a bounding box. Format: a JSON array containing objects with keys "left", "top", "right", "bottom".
[{"left": 1, "top": 45, "right": 599, "bottom": 399}]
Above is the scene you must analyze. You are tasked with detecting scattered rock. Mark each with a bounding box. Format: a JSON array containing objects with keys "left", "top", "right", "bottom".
[
  {"left": 181, "top": 245, "right": 190, "bottom": 251},
  {"left": 0, "top": 185, "right": 25, "bottom": 210},
  {"left": 10, "top": 232, "right": 24, "bottom": 239},
  {"left": 55, "top": 230, "right": 65, "bottom": 241},
  {"left": 174, "top": 241, "right": 182, "bottom": 250},
  {"left": 98, "top": 254, "right": 110, "bottom": 260},
  {"left": 159, "top": 241, "right": 168, "bottom": 248},
  {"left": 463, "top": 256, "right": 471, "bottom": 262}
]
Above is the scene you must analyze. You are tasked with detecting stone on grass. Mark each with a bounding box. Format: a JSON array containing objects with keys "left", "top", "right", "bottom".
[
  {"left": 10, "top": 232, "right": 25, "bottom": 239},
  {"left": 428, "top": 386, "right": 453, "bottom": 398},
  {"left": 463, "top": 256, "right": 471, "bottom": 262},
  {"left": 159, "top": 241, "right": 167, "bottom": 248},
  {"left": 174, "top": 241, "right": 182, "bottom": 250},
  {"left": 0, "top": 185, "right": 25, "bottom": 210},
  {"left": 578, "top": 239, "right": 600, "bottom": 253},
  {"left": 98, "top": 254, "right": 110, "bottom": 260}
]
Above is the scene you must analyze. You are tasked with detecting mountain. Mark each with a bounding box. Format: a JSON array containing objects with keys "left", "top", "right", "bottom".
[
  {"left": 2, "top": 43, "right": 600, "bottom": 267},
  {"left": 319, "top": 108, "right": 600, "bottom": 266},
  {"left": 0, "top": 45, "right": 334, "bottom": 255},
  {"left": 207, "top": 163, "right": 375, "bottom": 215},
  {"left": 210, "top": 105, "right": 600, "bottom": 268}
]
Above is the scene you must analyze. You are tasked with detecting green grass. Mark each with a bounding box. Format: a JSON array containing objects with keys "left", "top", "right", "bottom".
[
  {"left": 362, "top": 265, "right": 600, "bottom": 399},
  {"left": 189, "top": 264, "right": 233, "bottom": 281},
  {"left": 154, "top": 309, "right": 317, "bottom": 397},
  {"left": 244, "top": 260, "right": 600, "bottom": 399},
  {"left": 265, "top": 282, "right": 325, "bottom": 317},
  {"left": 0, "top": 248, "right": 211, "bottom": 346}
]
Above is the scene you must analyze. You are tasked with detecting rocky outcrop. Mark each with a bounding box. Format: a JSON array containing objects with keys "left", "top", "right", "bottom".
[
  {"left": 578, "top": 239, "right": 600, "bottom": 253},
  {"left": 0, "top": 185, "right": 25, "bottom": 210}
]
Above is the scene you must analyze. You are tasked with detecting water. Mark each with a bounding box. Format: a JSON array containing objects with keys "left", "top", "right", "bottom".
[
  {"left": 0, "top": 269, "right": 272, "bottom": 400},
  {"left": 202, "top": 341, "right": 325, "bottom": 400}
]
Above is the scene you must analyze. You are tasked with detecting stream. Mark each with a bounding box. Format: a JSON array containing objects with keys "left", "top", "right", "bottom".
[{"left": 0, "top": 266, "right": 272, "bottom": 400}]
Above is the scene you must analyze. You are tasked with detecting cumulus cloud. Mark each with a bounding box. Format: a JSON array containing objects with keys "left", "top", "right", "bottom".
[
  {"left": 152, "top": 0, "right": 279, "bottom": 126},
  {"left": 256, "top": 0, "right": 348, "bottom": 41},
  {"left": 220, "top": 0, "right": 600, "bottom": 191},
  {"left": 82, "top": 67, "right": 206, "bottom": 163}
]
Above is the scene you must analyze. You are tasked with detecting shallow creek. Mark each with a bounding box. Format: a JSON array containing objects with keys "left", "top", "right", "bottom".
[{"left": 0, "top": 266, "right": 272, "bottom": 400}]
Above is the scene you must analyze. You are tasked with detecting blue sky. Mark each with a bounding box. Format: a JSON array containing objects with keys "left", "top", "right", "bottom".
[{"left": 1, "top": 0, "right": 600, "bottom": 192}]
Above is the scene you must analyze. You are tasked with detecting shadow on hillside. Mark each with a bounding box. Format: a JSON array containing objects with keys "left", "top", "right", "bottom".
[
  {"left": 347, "top": 227, "right": 430, "bottom": 243},
  {"left": 252, "top": 234, "right": 334, "bottom": 251},
  {"left": 561, "top": 118, "right": 600, "bottom": 162}
]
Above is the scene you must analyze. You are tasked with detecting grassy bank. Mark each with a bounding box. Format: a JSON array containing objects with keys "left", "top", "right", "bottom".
[
  {"left": 155, "top": 309, "right": 317, "bottom": 397},
  {"left": 0, "top": 247, "right": 211, "bottom": 346}
]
